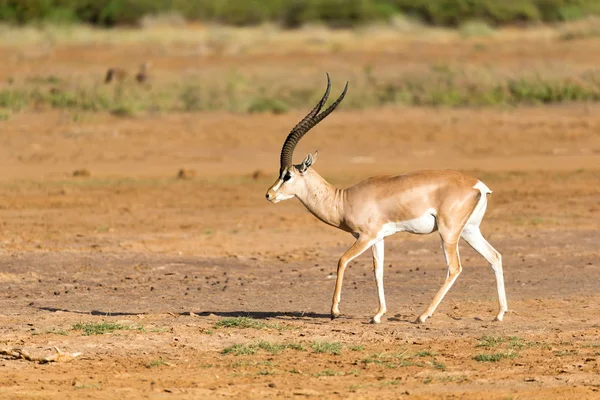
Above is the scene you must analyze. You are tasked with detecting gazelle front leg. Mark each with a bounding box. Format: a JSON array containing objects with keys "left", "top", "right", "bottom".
[
  {"left": 371, "top": 240, "right": 387, "bottom": 324},
  {"left": 331, "top": 236, "right": 375, "bottom": 319}
]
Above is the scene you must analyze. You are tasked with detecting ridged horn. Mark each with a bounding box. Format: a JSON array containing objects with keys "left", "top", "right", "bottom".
[{"left": 280, "top": 75, "right": 348, "bottom": 173}]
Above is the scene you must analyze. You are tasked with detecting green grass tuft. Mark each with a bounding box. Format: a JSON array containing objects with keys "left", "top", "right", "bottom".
[
  {"left": 146, "top": 359, "right": 168, "bottom": 368},
  {"left": 311, "top": 341, "right": 342, "bottom": 355},
  {"left": 72, "top": 322, "right": 138, "bottom": 335},
  {"left": 222, "top": 343, "right": 259, "bottom": 356},
  {"left": 314, "top": 369, "right": 344, "bottom": 377},
  {"left": 473, "top": 352, "right": 517, "bottom": 362},
  {"left": 476, "top": 336, "right": 506, "bottom": 349},
  {"left": 215, "top": 317, "right": 281, "bottom": 330},
  {"left": 223, "top": 341, "right": 305, "bottom": 356}
]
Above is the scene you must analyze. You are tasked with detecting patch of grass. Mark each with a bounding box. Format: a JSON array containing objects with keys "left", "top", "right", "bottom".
[
  {"left": 286, "top": 343, "right": 306, "bottom": 351},
  {"left": 399, "top": 359, "right": 426, "bottom": 368},
  {"left": 257, "top": 341, "right": 287, "bottom": 355},
  {"left": 416, "top": 350, "right": 434, "bottom": 357},
  {"left": 223, "top": 341, "right": 305, "bottom": 356},
  {"left": 257, "top": 370, "right": 275, "bottom": 376},
  {"left": 554, "top": 349, "right": 578, "bottom": 357},
  {"left": 215, "top": 317, "right": 281, "bottom": 330},
  {"left": 509, "top": 337, "right": 527, "bottom": 350},
  {"left": 311, "top": 341, "right": 342, "bottom": 355},
  {"left": 473, "top": 352, "right": 517, "bottom": 362},
  {"left": 476, "top": 336, "right": 506, "bottom": 349},
  {"left": 72, "top": 322, "right": 138, "bottom": 336},
  {"left": 349, "top": 345, "right": 365, "bottom": 352},
  {"left": 361, "top": 350, "right": 426, "bottom": 369},
  {"left": 0, "top": 109, "right": 10, "bottom": 120},
  {"left": 289, "top": 368, "right": 301, "bottom": 374},
  {"left": 74, "top": 383, "right": 101, "bottom": 390},
  {"left": 437, "top": 375, "right": 468, "bottom": 383},
  {"left": 315, "top": 369, "right": 344, "bottom": 377},
  {"left": 216, "top": 317, "right": 267, "bottom": 329},
  {"left": 32, "top": 328, "right": 69, "bottom": 336},
  {"left": 222, "top": 343, "right": 259, "bottom": 356},
  {"left": 146, "top": 359, "right": 168, "bottom": 368},
  {"left": 231, "top": 360, "right": 275, "bottom": 368},
  {"left": 432, "top": 360, "right": 446, "bottom": 370}
]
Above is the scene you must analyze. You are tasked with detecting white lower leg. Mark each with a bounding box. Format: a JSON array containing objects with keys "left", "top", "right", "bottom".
[
  {"left": 371, "top": 241, "right": 387, "bottom": 323},
  {"left": 461, "top": 227, "right": 507, "bottom": 321}
]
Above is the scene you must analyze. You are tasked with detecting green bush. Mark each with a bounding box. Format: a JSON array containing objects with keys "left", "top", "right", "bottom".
[{"left": 1, "top": 0, "right": 599, "bottom": 27}]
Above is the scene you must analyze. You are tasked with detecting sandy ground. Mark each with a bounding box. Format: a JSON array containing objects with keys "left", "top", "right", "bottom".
[{"left": 1, "top": 31, "right": 600, "bottom": 399}]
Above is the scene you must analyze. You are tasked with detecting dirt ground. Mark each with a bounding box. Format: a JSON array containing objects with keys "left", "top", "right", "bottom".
[{"left": 1, "top": 29, "right": 600, "bottom": 399}]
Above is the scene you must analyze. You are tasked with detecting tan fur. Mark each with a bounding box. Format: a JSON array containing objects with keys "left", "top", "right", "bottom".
[{"left": 267, "top": 164, "right": 507, "bottom": 324}]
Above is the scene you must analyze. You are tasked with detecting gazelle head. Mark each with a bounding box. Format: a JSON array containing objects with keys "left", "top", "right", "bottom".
[{"left": 266, "top": 74, "right": 348, "bottom": 203}]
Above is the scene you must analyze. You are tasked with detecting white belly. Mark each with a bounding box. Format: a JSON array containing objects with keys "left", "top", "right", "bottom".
[{"left": 378, "top": 208, "right": 437, "bottom": 238}]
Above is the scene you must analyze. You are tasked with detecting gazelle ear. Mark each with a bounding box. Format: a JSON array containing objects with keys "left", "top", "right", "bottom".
[{"left": 298, "top": 151, "right": 317, "bottom": 173}]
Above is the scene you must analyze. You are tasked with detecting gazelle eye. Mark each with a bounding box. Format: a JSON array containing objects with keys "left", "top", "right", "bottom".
[{"left": 283, "top": 173, "right": 292, "bottom": 182}]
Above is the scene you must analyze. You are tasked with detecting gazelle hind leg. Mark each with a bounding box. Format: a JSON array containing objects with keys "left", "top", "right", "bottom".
[
  {"left": 417, "top": 240, "right": 462, "bottom": 323},
  {"left": 461, "top": 226, "right": 507, "bottom": 321},
  {"left": 331, "top": 236, "right": 375, "bottom": 319},
  {"left": 371, "top": 240, "right": 387, "bottom": 324}
]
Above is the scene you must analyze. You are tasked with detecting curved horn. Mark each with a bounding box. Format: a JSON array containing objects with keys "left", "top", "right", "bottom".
[
  {"left": 280, "top": 74, "right": 331, "bottom": 171},
  {"left": 280, "top": 77, "right": 348, "bottom": 172}
]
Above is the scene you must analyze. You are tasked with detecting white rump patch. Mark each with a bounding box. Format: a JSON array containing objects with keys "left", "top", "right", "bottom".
[
  {"left": 473, "top": 181, "right": 492, "bottom": 194},
  {"left": 466, "top": 181, "right": 491, "bottom": 228},
  {"left": 378, "top": 208, "right": 437, "bottom": 239}
]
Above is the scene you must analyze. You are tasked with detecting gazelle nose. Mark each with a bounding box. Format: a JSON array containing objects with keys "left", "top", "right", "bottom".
[{"left": 265, "top": 193, "right": 270, "bottom": 200}]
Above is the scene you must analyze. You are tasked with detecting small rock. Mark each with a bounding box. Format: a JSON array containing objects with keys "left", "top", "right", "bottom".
[
  {"left": 72, "top": 169, "right": 91, "bottom": 177},
  {"left": 177, "top": 168, "right": 196, "bottom": 179}
]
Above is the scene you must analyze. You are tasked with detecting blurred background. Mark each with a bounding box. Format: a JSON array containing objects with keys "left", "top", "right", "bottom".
[
  {"left": 0, "top": 0, "right": 599, "bottom": 252},
  {"left": 1, "top": 2, "right": 600, "bottom": 397}
]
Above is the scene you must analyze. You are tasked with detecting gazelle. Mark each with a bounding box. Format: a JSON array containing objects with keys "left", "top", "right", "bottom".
[{"left": 266, "top": 74, "right": 507, "bottom": 324}]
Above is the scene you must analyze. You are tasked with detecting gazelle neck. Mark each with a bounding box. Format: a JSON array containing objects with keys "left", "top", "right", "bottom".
[{"left": 295, "top": 169, "right": 346, "bottom": 230}]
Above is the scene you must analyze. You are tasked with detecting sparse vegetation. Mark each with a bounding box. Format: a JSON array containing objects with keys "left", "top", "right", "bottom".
[
  {"left": 222, "top": 341, "right": 305, "bottom": 356},
  {"left": 349, "top": 345, "right": 365, "bottom": 351},
  {"left": 223, "top": 343, "right": 259, "bottom": 356},
  {"left": 476, "top": 336, "right": 507, "bottom": 349},
  {"left": 4, "top": 67, "right": 600, "bottom": 115},
  {"left": 311, "top": 341, "right": 343, "bottom": 355},
  {"left": 146, "top": 359, "right": 168, "bottom": 368},
  {"left": 31, "top": 328, "right": 69, "bottom": 336},
  {"left": 474, "top": 336, "right": 524, "bottom": 362},
  {"left": 72, "top": 322, "right": 139, "bottom": 336},
  {"left": 215, "top": 317, "right": 281, "bottom": 330},
  {"left": 473, "top": 352, "right": 517, "bottom": 362},
  {"left": 315, "top": 369, "right": 344, "bottom": 377},
  {"left": 554, "top": 349, "right": 578, "bottom": 356},
  {"left": 361, "top": 350, "right": 433, "bottom": 369},
  {"left": 432, "top": 360, "right": 446, "bottom": 371}
]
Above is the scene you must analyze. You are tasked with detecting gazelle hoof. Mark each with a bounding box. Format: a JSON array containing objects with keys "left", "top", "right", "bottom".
[
  {"left": 331, "top": 312, "right": 340, "bottom": 320},
  {"left": 415, "top": 315, "right": 428, "bottom": 324}
]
